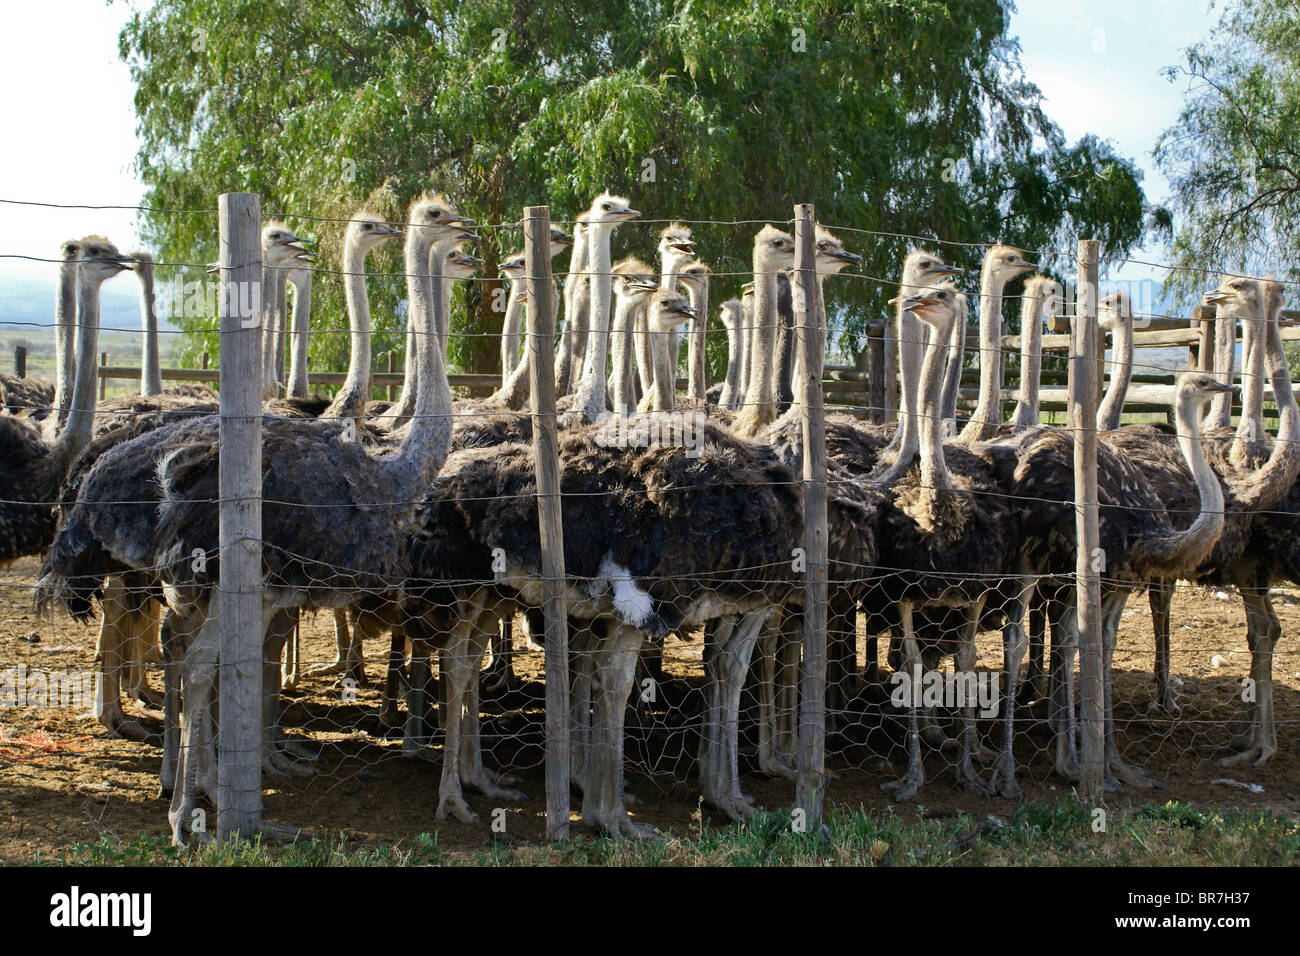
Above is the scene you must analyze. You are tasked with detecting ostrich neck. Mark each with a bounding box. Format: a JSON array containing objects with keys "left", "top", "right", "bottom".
[
  {"left": 1141, "top": 393, "right": 1224, "bottom": 573},
  {"left": 287, "top": 270, "right": 312, "bottom": 399},
  {"left": 137, "top": 261, "right": 162, "bottom": 397},
  {"left": 387, "top": 232, "right": 451, "bottom": 485},
  {"left": 500, "top": 280, "right": 525, "bottom": 385},
  {"left": 734, "top": 253, "right": 780, "bottom": 435},
  {"left": 739, "top": 298, "right": 754, "bottom": 407},
  {"left": 872, "top": 264, "right": 933, "bottom": 483},
  {"left": 609, "top": 293, "right": 639, "bottom": 415},
  {"left": 1234, "top": 297, "right": 1300, "bottom": 510},
  {"left": 720, "top": 307, "right": 740, "bottom": 410},
  {"left": 577, "top": 226, "right": 615, "bottom": 420},
  {"left": 1096, "top": 312, "right": 1134, "bottom": 431},
  {"left": 325, "top": 238, "right": 370, "bottom": 419},
  {"left": 1009, "top": 288, "right": 1046, "bottom": 430},
  {"left": 1206, "top": 307, "right": 1236, "bottom": 428},
  {"left": 391, "top": 237, "right": 454, "bottom": 426},
  {"left": 1231, "top": 304, "right": 1266, "bottom": 463},
  {"left": 917, "top": 314, "right": 955, "bottom": 511},
  {"left": 50, "top": 272, "right": 104, "bottom": 471},
  {"left": 561, "top": 234, "right": 593, "bottom": 396},
  {"left": 687, "top": 278, "right": 709, "bottom": 401},
  {"left": 959, "top": 260, "right": 1007, "bottom": 441},
  {"left": 52, "top": 257, "right": 78, "bottom": 429},
  {"left": 260, "top": 264, "right": 285, "bottom": 399},
  {"left": 939, "top": 293, "right": 968, "bottom": 430}
]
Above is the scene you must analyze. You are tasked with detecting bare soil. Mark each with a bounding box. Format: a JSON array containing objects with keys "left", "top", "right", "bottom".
[{"left": 1, "top": 556, "right": 1296, "bottom": 861}]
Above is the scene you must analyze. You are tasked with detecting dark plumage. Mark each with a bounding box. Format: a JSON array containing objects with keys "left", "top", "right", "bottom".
[{"left": 1, "top": 374, "right": 55, "bottom": 419}]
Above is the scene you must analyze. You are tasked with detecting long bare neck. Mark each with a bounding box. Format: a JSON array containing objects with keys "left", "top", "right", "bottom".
[
  {"left": 687, "top": 278, "right": 709, "bottom": 402},
  {"left": 873, "top": 264, "right": 932, "bottom": 483},
  {"left": 734, "top": 253, "right": 779, "bottom": 435},
  {"left": 53, "top": 257, "right": 78, "bottom": 429},
  {"left": 720, "top": 307, "right": 740, "bottom": 410},
  {"left": 577, "top": 232, "right": 615, "bottom": 421},
  {"left": 261, "top": 264, "right": 285, "bottom": 399},
  {"left": 739, "top": 298, "right": 754, "bottom": 406},
  {"left": 137, "top": 260, "right": 162, "bottom": 397},
  {"left": 609, "top": 292, "right": 639, "bottom": 415},
  {"left": 1008, "top": 288, "right": 1046, "bottom": 431},
  {"left": 959, "top": 258, "right": 1007, "bottom": 441},
  {"left": 556, "top": 232, "right": 591, "bottom": 395},
  {"left": 1231, "top": 303, "right": 1267, "bottom": 466},
  {"left": 1205, "top": 307, "right": 1236, "bottom": 428},
  {"left": 940, "top": 292, "right": 967, "bottom": 431},
  {"left": 325, "top": 239, "right": 370, "bottom": 419},
  {"left": 387, "top": 232, "right": 451, "bottom": 485},
  {"left": 1137, "top": 393, "right": 1224, "bottom": 574},
  {"left": 915, "top": 314, "right": 956, "bottom": 522},
  {"left": 500, "top": 279, "right": 525, "bottom": 386},
  {"left": 287, "top": 270, "right": 312, "bottom": 399},
  {"left": 391, "top": 238, "right": 453, "bottom": 426},
  {"left": 1235, "top": 297, "right": 1300, "bottom": 510},
  {"left": 50, "top": 272, "right": 103, "bottom": 471},
  {"left": 1096, "top": 311, "right": 1134, "bottom": 431}
]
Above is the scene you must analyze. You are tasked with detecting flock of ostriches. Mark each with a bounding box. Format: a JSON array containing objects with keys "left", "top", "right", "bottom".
[{"left": 0, "top": 192, "right": 1295, "bottom": 843}]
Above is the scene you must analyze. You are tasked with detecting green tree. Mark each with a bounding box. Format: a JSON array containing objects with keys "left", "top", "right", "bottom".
[
  {"left": 1155, "top": 0, "right": 1300, "bottom": 303},
  {"left": 121, "top": 0, "right": 1151, "bottom": 379}
]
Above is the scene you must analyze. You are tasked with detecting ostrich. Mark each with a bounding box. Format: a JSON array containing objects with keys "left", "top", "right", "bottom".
[
  {"left": 733, "top": 226, "right": 797, "bottom": 435},
  {"left": 680, "top": 261, "right": 710, "bottom": 404},
  {"left": 498, "top": 251, "right": 527, "bottom": 386},
  {"left": 642, "top": 224, "right": 695, "bottom": 409},
  {"left": 0, "top": 238, "right": 132, "bottom": 567},
  {"left": 608, "top": 258, "right": 658, "bottom": 415},
  {"left": 1005, "top": 276, "right": 1061, "bottom": 432},
  {"left": 39, "top": 194, "right": 464, "bottom": 843},
  {"left": 555, "top": 217, "right": 590, "bottom": 396},
  {"left": 957, "top": 245, "right": 1036, "bottom": 442},
  {"left": 258, "top": 222, "right": 309, "bottom": 400}
]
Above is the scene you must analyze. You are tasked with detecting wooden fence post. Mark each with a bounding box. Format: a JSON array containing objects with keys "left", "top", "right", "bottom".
[
  {"left": 14, "top": 345, "right": 26, "bottom": 378},
  {"left": 882, "top": 316, "right": 899, "bottom": 423},
  {"left": 217, "top": 192, "right": 264, "bottom": 840},
  {"left": 202, "top": 351, "right": 210, "bottom": 370},
  {"left": 793, "top": 204, "right": 829, "bottom": 823},
  {"left": 525, "top": 205, "right": 570, "bottom": 841},
  {"left": 99, "top": 351, "right": 107, "bottom": 400},
  {"left": 1071, "top": 238, "right": 1104, "bottom": 805},
  {"left": 866, "top": 332, "right": 885, "bottom": 425},
  {"left": 387, "top": 349, "right": 397, "bottom": 401}
]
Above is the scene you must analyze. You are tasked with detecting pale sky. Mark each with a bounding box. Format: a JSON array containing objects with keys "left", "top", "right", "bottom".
[{"left": 0, "top": 0, "right": 1222, "bottom": 292}]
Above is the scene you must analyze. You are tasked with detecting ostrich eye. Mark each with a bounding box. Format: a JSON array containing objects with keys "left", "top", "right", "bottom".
[{"left": 601, "top": 203, "right": 611, "bottom": 211}]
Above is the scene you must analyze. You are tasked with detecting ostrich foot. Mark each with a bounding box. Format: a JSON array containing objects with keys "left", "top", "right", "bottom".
[
  {"left": 482, "top": 767, "right": 523, "bottom": 788},
  {"left": 303, "top": 659, "right": 348, "bottom": 679},
  {"left": 704, "top": 793, "right": 760, "bottom": 822},
  {"left": 986, "top": 753, "right": 1022, "bottom": 800},
  {"left": 1147, "top": 691, "right": 1181, "bottom": 717},
  {"left": 131, "top": 684, "right": 164, "bottom": 710},
  {"left": 278, "top": 736, "right": 323, "bottom": 762},
  {"left": 1105, "top": 756, "right": 1161, "bottom": 791},
  {"left": 435, "top": 793, "right": 480, "bottom": 824},
  {"left": 958, "top": 756, "right": 993, "bottom": 797},
  {"left": 463, "top": 768, "right": 527, "bottom": 803},
  {"left": 881, "top": 765, "right": 923, "bottom": 802},
  {"left": 919, "top": 723, "right": 956, "bottom": 750},
  {"left": 100, "top": 707, "right": 162, "bottom": 746},
  {"left": 587, "top": 810, "right": 661, "bottom": 841},
  {"left": 757, "top": 755, "right": 798, "bottom": 781},
  {"left": 1218, "top": 742, "right": 1276, "bottom": 767},
  {"left": 264, "top": 751, "right": 317, "bottom": 780}
]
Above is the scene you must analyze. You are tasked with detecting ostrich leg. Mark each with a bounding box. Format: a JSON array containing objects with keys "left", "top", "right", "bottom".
[
  {"left": 168, "top": 609, "right": 217, "bottom": 845},
  {"left": 755, "top": 615, "right": 797, "bottom": 779},
  {"left": 1100, "top": 589, "right": 1159, "bottom": 789},
  {"left": 700, "top": 611, "right": 764, "bottom": 820},
  {"left": 302, "top": 609, "right": 360, "bottom": 682},
  {"left": 124, "top": 599, "right": 164, "bottom": 709},
  {"left": 380, "top": 625, "right": 407, "bottom": 730},
  {"left": 482, "top": 616, "right": 517, "bottom": 696},
  {"left": 159, "top": 611, "right": 181, "bottom": 797},
  {"left": 585, "top": 624, "right": 657, "bottom": 839},
  {"left": 882, "top": 602, "right": 925, "bottom": 801},
  {"left": 825, "top": 588, "right": 857, "bottom": 730},
  {"left": 1221, "top": 588, "right": 1280, "bottom": 766},
  {"left": 95, "top": 587, "right": 161, "bottom": 743},
  {"left": 262, "top": 608, "right": 321, "bottom": 779},
  {"left": 988, "top": 583, "right": 1029, "bottom": 799},
  {"left": 1023, "top": 585, "right": 1048, "bottom": 702},
  {"left": 1148, "top": 580, "right": 1179, "bottom": 714},
  {"left": 1048, "top": 599, "right": 1080, "bottom": 779},
  {"left": 569, "top": 621, "right": 596, "bottom": 794},
  {"left": 954, "top": 599, "right": 993, "bottom": 796}
]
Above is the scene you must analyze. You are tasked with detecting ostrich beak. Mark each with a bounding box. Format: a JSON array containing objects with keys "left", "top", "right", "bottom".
[
  {"left": 620, "top": 208, "right": 641, "bottom": 220},
  {"left": 456, "top": 230, "right": 480, "bottom": 242},
  {"left": 377, "top": 224, "right": 404, "bottom": 238},
  {"left": 900, "top": 294, "right": 938, "bottom": 313},
  {"left": 1207, "top": 381, "right": 1238, "bottom": 395},
  {"left": 452, "top": 216, "right": 477, "bottom": 228},
  {"left": 205, "top": 261, "right": 220, "bottom": 275},
  {"left": 829, "top": 249, "right": 862, "bottom": 264},
  {"left": 933, "top": 264, "right": 964, "bottom": 278},
  {"left": 552, "top": 229, "right": 575, "bottom": 246},
  {"left": 1204, "top": 288, "right": 1233, "bottom": 303}
]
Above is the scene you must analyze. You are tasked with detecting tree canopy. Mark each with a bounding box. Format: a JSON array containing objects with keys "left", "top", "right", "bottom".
[
  {"left": 1155, "top": 0, "right": 1300, "bottom": 303},
  {"left": 120, "top": 0, "right": 1152, "bottom": 375}
]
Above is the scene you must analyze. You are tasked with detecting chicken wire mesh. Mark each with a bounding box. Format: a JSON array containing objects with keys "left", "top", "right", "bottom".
[{"left": 1, "top": 200, "right": 1297, "bottom": 852}]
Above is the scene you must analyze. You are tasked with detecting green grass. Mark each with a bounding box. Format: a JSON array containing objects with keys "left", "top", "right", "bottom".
[{"left": 20, "top": 799, "right": 1299, "bottom": 867}]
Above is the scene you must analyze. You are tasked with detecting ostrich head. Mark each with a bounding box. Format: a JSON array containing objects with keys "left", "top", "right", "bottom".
[
  {"left": 900, "top": 284, "right": 961, "bottom": 330},
  {"left": 1205, "top": 274, "right": 1266, "bottom": 318},
  {"left": 1031, "top": 276, "right": 1062, "bottom": 316},
  {"left": 444, "top": 246, "right": 482, "bottom": 280},
  {"left": 585, "top": 193, "right": 640, "bottom": 230},
  {"left": 678, "top": 260, "right": 710, "bottom": 294},
  {"left": 719, "top": 299, "right": 742, "bottom": 328},
  {"left": 59, "top": 238, "right": 81, "bottom": 261},
  {"left": 1097, "top": 289, "right": 1133, "bottom": 332},
  {"left": 658, "top": 223, "right": 695, "bottom": 272},
  {"left": 647, "top": 289, "right": 696, "bottom": 332},
  {"left": 814, "top": 226, "right": 861, "bottom": 275},
  {"left": 345, "top": 211, "right": 403, "bottom": 254},
  {"left": 409, "top": 194, "right": 480, "bottom": 243},
  {"left": 901, "top": 249, "right": 963, "bottom": 287},
  {"left": 614, "top": 255, "right": 656, "bottom": 286},
  {"left": 126, "top": 249, "right": 154, "bottom": 274},
  {"left": 500, "top": 251, "right": 527, "bottom": 279},
  {"left": 1175, "top": 369, "right": 1236, "bottom": 412},
  {"left": 76, "top": 235, "right": 134, "bottom": 282},
  {"left": 754, "top": 224, "right": 796, "bottom": 273},
  {"left": 262, "top": 222, "right": 309, "bottom": 269},
  {"left": 549, "top": 226, "right": 575, "bottom": 257},
  {"left": 985, "top": 243, "right": 1035, "bottom": 283}
]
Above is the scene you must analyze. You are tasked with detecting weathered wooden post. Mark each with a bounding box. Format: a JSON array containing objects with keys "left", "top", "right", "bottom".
[
  {"left": 216, "top": 192, "right": 264, "bottom": 840},
  {"left": 387, "top": 349, "right": 397, "bottom": 401},
  {"left": 14, "top": 345, "right": 26, "bottom": 379},
  {"left": 525, "top": 205, "right": 570, "bottom": 840},
  {"left": 1071, "top": 238, "right": 1104, "bottom": 805},
  {"left": 793, "top": 204, "right": 829, "bottom": 824},
  {"left": 99, "top": 351, "right": 108, "bottom": 400},
  {"left": 202, "top": 350, "right": 210, "bottom": 370},
  {"left": 866, "top": 329, "right": 885, "bottom": 425}
]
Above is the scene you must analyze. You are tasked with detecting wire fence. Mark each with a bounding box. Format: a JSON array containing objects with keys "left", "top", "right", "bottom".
[{"left": 1, "top": 194, "right": 1296, "bottom": 850}]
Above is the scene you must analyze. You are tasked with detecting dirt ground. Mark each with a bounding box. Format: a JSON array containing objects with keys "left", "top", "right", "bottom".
[{"left": 1, "top": 555, "right": 1297, "bottom": 861}]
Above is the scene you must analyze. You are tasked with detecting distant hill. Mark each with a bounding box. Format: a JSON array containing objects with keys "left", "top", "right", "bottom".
[{"left": 0, "top": 275, "right": 175, "bottom": 336}]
